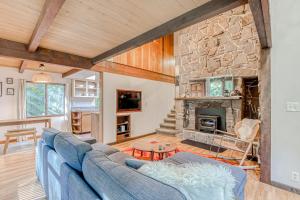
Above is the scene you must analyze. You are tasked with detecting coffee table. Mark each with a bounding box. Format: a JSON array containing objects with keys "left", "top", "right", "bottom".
[{"left": 132, "top": 140, "right": 177, "bottom": 160}]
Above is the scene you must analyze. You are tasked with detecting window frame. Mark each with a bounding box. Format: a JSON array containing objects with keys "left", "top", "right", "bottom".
[
  {"left": 25, "top": 81, "right": 66, "bottom": 118},
  {"left": 207, "top": 77, "right": 234, "bottom": 97}
]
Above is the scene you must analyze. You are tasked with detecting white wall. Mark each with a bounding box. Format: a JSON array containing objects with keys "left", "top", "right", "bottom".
[
  {"left": 271, "top": 0, "right": 300, "bottom": 189},
  {"left": 0, "top": 66, "right": 71, "bottom": 139},
  {"left": 103, "top": 72, "right": 175, "bottom": 144}
]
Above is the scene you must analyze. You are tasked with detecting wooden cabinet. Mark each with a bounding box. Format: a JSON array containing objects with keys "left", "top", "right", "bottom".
[
  {"left": 82, "top": 113, "right": 91, "bottom": 133},
  {"left": 71, "top": 112, "right": 91, "bottom": 134},
  {"left": 72, "top": 79, "right": 98, "bottom": 98}
]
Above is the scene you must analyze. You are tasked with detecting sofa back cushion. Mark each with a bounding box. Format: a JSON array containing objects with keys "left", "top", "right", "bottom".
[
  {"left": 54, "top": 133, "right": 92, "bottom": 172},
  {"left": 42, "top": 128, "right": 61, "bottom": 149},
  {"left": 82, "top": 151, "right": 186, "bottom": 200}
]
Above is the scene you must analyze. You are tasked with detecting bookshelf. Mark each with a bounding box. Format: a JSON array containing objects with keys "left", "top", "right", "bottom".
[{"left": 116, "top": 115, "right": 131, "bottom": 142}]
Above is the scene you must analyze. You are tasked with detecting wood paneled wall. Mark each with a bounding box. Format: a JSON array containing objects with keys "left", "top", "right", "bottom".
[{"left": 112, "top": 34, "right": 174, "bottom": 76}]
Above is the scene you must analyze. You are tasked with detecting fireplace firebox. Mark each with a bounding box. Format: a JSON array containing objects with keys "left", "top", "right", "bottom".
[
  {"left": 197, "top": 115, "right": 219, "bottom": 133},
  {"left": 195, "top": 107, "right": 226, "bottom": 133}
]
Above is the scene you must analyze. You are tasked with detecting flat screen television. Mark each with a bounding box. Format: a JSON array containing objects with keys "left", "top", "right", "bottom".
[{"left": 117, "top": 90, "right": 142, "bottom": 112}]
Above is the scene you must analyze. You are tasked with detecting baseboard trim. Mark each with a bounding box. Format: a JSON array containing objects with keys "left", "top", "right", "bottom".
[
  {"left": 108, "top": 132, "right": 156, "bottom": 145},
  {"left": 271, "top": 181, "right": 300, "bottom": 195}
]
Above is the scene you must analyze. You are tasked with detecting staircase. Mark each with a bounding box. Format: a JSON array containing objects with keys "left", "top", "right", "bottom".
[{"left": 156, "top": 108, "right": 180, "bottom": 135}]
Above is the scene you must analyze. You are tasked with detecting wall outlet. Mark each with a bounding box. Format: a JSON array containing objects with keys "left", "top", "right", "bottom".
[
  {"left": 286, "top": 102, "right": 300, "bottom": 112},
  {"left": 292, "top": 171, "right": 300, "bottom": 182}
]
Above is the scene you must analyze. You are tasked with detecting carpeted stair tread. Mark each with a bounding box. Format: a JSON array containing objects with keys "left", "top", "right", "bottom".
[
  {"left": 156, "top": 128, "right": 180, "bottom": 135},
  {"left": 167, "top": 113, "right": 176, "bottom": 118},
  {"left": 164, "top": 118, "right": 176, "bottom": 123},
  {"left": 160, "top": 123, "right": 176, "bottom": 129}
]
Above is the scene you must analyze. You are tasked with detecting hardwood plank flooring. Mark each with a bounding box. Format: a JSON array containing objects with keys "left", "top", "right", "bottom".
[{"left": 0, "top": 134, "right": 299, "bottom": 200}]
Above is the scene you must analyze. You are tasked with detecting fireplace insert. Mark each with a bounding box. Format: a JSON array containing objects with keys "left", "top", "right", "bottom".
[
  {"left": 195, "top": 107, "right": 226, "bottom": 132},
  {"left": 197, "top": 115, "right": 219, "bottom": 133}
]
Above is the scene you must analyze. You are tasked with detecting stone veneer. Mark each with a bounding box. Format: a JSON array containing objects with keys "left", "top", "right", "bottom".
[
  {"left": 177, "top": 99, "right": 242, "bottom": 132},
  {"left": 174, "top": 4, "right": 261, "bottom": 132}
]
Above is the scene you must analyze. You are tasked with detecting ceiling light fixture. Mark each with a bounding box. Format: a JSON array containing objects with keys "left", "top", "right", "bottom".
[{"left": 32, "top": 64, "right": 53, "bottom": 83}]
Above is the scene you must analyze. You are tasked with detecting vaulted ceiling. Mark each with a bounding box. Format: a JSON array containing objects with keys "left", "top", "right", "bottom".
[
  {"left": 0, "top": 0, "right": 210, "bottom": 58},
  {"left": 0, "top": 0, "right": 270, "bottom": 81}
]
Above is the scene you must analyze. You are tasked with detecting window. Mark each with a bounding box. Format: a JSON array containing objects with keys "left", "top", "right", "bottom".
[
  {"left": 208, "top": 77, "right": 234, "bottom": 96},
  {"left": 26, "top": 82, "right": 65, "bottom": 117},
  {"left": 209, "top": 78, "right": 223, "bottom": 96}
]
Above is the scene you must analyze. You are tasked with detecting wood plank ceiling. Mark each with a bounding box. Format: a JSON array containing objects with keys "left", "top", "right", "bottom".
[
  {"left": 39, "top": 0, "right": 211, "bottom": 58},
  {"left": 0, "top": 0, "right": 210, "bottom": 59},
  {"left": 0, "top": 0, "right": 270, "bottom": 83},
  {"left": 0, "top": 0, "right": 212, "bottom": 75}
]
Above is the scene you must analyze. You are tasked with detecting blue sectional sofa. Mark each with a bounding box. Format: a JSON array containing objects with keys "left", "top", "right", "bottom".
[{"left": 36, "top": 128, "right": 247, "bottom": 200}]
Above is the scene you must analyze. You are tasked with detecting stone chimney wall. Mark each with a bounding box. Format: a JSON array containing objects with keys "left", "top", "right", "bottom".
[
  {"left": 174, "top": 4, "right": 261, "bottom": 98},
  {"left": 174, "top": 4, "right": 261, "bottom": 132}
]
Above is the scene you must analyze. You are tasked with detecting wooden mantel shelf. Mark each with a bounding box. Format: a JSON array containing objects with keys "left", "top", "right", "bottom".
[{"left": 175, "top": 96, "right": 242, "bottom": 101}]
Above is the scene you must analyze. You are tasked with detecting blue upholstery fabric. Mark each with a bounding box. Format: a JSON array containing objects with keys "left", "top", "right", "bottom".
[
  {"left": 54, "top": 133, "right": 92, "bottom": 172},
  {"left": 125, "top": 158, "right": 148, "bottom": 169},
  {"left": 163, "top": 152, "right": 247, "bottom": 200},
  {"left": 37, "top": 127, "right": 246, "bottom": 200},
  {"left": 80, "top": 137, "right": 97, "bottom": 145},
  {"left": 91, "top": 143, "right": 119, "bottom": 155},
  {"left": 36, "top": 140, "right": 53, "bottom": 197},
  {"left": 42, "top": 128, "right": 61, "bottom": 149},
  {"left": 82, "top": 151, "right": 187, "bottom": 200},
  {"left": 60, "top": 164, "right": 101, "bottom": 200},
  {"left": 107, "top": 152, "right": 134, "bottom": 165}
]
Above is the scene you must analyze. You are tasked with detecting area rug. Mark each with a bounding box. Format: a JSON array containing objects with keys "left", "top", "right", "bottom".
[
  {"left": 181, "top": 139, "right": 227, "bottom": 153},
  {"left": 122, "top": 146, "right": 238, "bottom": 165}
]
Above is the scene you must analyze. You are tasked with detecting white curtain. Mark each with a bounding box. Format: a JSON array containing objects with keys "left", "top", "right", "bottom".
[
  {"left": 17, "top": 79, "right": 26, "bottom": 120},
  {"left": 17, "top": 79, "right": 26, "bottom": 140},
  {"left": 63, "top": 83, "right": 72, "bottom": 132}
]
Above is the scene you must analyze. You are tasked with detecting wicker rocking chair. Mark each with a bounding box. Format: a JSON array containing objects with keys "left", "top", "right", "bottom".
[{"left": 210, "top": 118, "right": 261, "bottom": 168}]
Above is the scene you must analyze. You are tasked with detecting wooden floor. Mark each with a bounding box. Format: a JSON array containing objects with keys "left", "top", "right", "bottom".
[{"left": 0, "top": 133, "right": 299, "bottom": 200}]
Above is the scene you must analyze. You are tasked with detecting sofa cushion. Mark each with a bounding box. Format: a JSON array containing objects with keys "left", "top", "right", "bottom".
[
  {"left": 91, "top": 143, "right": 119, "bottom": 155},
  {"left": 125, "top": 158, "right": 149, "bottom": 169},
  {"left": 80, "top": 137, "right": 97, "bottom": 145},
  {"left": 42, "top": 128, "right": 61, "bottom": 149},
  {"left": 108, "top": 152, "right": 134, "bottom": 165},
  {"left": 82, "top": 150, "right": 186, "bottom": 200},
  {"left": 54, "top": 133, "right": 92, "bottom": 172}
]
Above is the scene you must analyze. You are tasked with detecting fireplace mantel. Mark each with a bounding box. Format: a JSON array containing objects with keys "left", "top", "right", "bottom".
[{"left": 175, "top": 96, "right": 242, "bottom": 101}]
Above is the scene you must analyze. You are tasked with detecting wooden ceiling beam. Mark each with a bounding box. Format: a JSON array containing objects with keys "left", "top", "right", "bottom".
[
  {"left": 92, "top": 61, "right": 175, "bottom": 84},
  {"left": 62, "top": 68, "right": 82, "bottom": 78},
  {"left": 19, "top": 60, "right": 27, "bottom": 73},
  {"left": 92, "top": 0, "right": 247, "bottom": 64},
  {"left": 249, "top": 0, "right": 272, "bottom": 48},
  {"left": 0, "top": 38, "right": 93, "bottom": 69},
  {"left": 28, "top": 0, "right": 66, "bottom": 52}
]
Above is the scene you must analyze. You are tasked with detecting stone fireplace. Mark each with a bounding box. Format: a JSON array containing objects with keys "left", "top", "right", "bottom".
[
  {"left": 174, "top": 4, "right": 260, "bottom": 134},
  {"left": 178, "top": 98, "right": 242, "bottom": 133}
]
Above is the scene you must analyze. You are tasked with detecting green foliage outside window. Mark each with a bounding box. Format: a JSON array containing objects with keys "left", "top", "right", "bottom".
[
  {"left": 26, "top": 82, "right": 65, "bottom": 117},
  {"left": 209, "top": 77, "right": 234, "bottom": 96},
  {"left": 26, "top": 83, "right": 46, "bottom": 117},
  {"left": 224, "top": 78, "right": 234, "bottom": 92},
  {"left": 47, "top": 84, "right": 65, "bottom": 115},
  {"left": 209, "top": 78, "right": 223, "bottom": 96}
]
